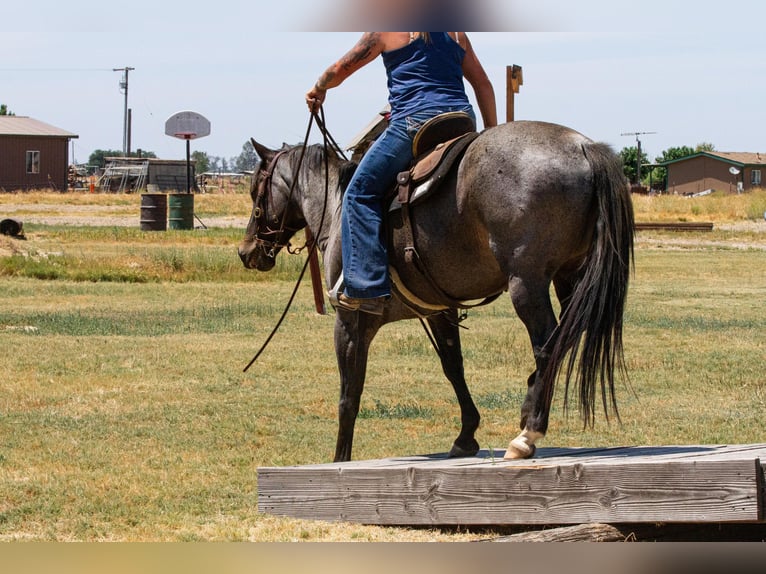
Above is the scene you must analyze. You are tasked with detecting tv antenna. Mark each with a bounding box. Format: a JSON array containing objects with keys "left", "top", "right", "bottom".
[{"left": 621, "top": 131, "right": 656, "bottom": 185}]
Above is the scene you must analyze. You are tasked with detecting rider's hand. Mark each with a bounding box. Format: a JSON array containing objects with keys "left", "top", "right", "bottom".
[{"left": 306, "top": 84, "right": 326, "bottom": 113}]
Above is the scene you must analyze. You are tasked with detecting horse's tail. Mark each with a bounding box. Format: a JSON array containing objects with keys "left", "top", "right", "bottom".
[{"left": 546, "top": 141, "right": 635, "bottom": 425}]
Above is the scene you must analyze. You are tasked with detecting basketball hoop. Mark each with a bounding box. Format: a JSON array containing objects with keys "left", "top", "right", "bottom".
[
  {"left": 165, "top": 111, "right": 211, "bottom": 194},
  {"left": 165, "top": 111, "right": 211, "bottom": 141}
]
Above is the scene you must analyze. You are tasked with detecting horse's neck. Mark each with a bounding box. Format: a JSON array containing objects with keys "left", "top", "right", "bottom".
[
  {"left": 295, "top": 165, "right": 344, "bottom": 288},
  {"left": 301, "top": 172, "right": 343, "bottom": 254}
]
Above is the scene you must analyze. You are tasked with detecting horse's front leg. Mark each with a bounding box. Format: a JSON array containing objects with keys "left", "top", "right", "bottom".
[
  {"left": 333, "top": 311, "right": 381, "bottom": 462},
  {"left": 427, "top": 310, "right": 480, "bottom": 457}
]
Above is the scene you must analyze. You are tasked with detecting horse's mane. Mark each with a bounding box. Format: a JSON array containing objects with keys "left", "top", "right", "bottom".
[{"left": 292, "top": 144, "right": 357, "bottom": 196}]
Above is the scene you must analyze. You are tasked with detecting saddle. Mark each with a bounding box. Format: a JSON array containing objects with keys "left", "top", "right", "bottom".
[
  {"left": 390, "top": 111, "right": 478, "bottom": 212},
  {"left": 385, "top": 112, "right": 499, "bottom": 312}
]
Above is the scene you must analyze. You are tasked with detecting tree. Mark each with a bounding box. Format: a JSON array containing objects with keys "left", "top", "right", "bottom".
[
  {"left": 619, "top": 146, "right": 649, "bottom": 185},
  {"left": 234, "top": 140, "right": 258, "bottom": 172},
  {"left": 695, "top": 142, "right": 716, "bottom": 152},
  {"left": 206, "top": 156, "right": 222, "bottom": 173},
  {"left": 192, "top": 150, "right": 211, "bottom": 174},
  {"left": 88, "top": 149, "right": 157, "bottom": 169},
  {"left": 0, "top": 104, "right": 14, "bottom": 116}
]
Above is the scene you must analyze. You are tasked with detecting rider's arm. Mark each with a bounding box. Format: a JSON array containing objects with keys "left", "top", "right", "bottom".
[{"left": 306, "top": 33, "right": 385, "bottom": 109}]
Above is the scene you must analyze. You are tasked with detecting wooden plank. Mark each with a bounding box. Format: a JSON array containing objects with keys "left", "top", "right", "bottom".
[
  {"left": 636, "top": 221, "right": 714, "bottom": 232},
  {"left": 489, "top": 523, "right": 628, "bottom": 542},
  {"left": 488, "top": 522, "right": 766, "bottom": 542},
  {"left": 258, "top": 455, "right": 761, "bottom": 526},
  {"left": 759, "top": 459, "right": 765, "bottom": 521}
]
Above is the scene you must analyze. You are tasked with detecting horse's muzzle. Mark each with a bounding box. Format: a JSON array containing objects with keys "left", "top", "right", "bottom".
[{"left": 238, "top": 243, "right": 275, "bottom": 271}]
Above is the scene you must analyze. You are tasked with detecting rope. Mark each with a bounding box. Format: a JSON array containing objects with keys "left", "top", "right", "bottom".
[{"left": 243, "top": 106, "right": 334, "bottom": 373}]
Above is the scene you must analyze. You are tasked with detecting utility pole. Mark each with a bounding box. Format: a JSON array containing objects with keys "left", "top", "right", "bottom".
[
  {"left": 113, "top": 67, "right": 135, "bottom": 156},
  {"left": 621, "top": 131, "right": 656, "bottom": 186}
]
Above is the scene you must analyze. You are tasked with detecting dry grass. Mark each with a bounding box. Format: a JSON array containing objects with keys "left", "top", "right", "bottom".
[
  {"left": 0, "top": 188, "right": 252, "bottom": 219},
  {"left": 632, "top": 188, "right": 766, "bottom": 222}
]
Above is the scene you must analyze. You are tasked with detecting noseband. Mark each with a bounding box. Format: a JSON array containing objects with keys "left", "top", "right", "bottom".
[{"left": 248, "top": 148, "right": 302, "bottom": 258}]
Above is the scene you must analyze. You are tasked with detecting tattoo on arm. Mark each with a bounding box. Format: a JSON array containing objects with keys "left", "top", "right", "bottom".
[
  {"left": 340, "top": 33, "right": 380, "bottom": 72},
  {"left": 316, "top": 33, "right": 382, "bottom": 91}
]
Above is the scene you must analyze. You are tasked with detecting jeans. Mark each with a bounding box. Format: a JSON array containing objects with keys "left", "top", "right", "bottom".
[{"left": 341, "top": 105, "right": 475, "bottom": 299}]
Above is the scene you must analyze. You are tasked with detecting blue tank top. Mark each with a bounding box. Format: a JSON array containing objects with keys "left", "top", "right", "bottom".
[{"left": 382, "top": 33, "right": 470, "bottom": 121}]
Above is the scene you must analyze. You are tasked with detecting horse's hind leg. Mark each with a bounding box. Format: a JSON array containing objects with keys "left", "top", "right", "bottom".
[
  {"left": 505, "top": 276, "right": 559, "bottom": 459},
  {"left": 427, "top": 310, "right": 480, "bottom": 457}
]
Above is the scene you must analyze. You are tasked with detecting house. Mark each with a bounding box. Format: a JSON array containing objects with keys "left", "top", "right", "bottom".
[
  {"left": 661, "top": 151, "right": 764, "bottom": 195},
  {"left": 0, "top": 116, "right": 78, "bottom": 192}
]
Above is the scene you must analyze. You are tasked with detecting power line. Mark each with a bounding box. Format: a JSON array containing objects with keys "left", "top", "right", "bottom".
[{"left": 0, "top": 68, "right": 115, "bottom": 72}]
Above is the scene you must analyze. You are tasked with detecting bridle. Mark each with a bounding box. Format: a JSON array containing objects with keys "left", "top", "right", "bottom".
[
  {"left": 247, "top": 147, "right": 303, "bottom": 259},
  {"left": 246, "top": 107, "right": 348, "bottom": 262},
  {"left": 242, "top": 107, "right": 345, "bottom": 373}
]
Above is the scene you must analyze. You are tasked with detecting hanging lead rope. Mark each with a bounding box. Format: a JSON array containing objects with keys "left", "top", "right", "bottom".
[{"left": 243, "top": 106, "right": 334, "bottom": 373}]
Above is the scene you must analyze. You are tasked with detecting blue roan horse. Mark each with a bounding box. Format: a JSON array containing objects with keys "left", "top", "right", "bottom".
[{"left": 238, "top": 120, "right": 634, "bottom": 462}]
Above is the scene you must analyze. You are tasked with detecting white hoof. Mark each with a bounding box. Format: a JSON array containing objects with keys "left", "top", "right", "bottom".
[{"left": 504, "top": 429, "right": 544, "bottom": 460}]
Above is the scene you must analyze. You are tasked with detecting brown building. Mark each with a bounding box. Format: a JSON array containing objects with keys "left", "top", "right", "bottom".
[
  {"left": 0, "top": 116, "right": 78, "bottom": 192},
  {"left": 662, "top": 151, "right": 764, "bottom": 195}
]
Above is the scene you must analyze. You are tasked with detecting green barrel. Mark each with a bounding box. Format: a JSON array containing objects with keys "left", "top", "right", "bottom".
[
  {"left": 140, "top": 193, "right": 167, "bottom": 231},
  {"left": 168, "top": 193, "right": 195, "bottom": 230}
]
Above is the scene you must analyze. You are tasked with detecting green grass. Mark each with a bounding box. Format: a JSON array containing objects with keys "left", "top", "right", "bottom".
[
  {"left": 359, "top": 399, "right": 434, "bottom": 420},
  {"left": 0, "top": 200, "right": 764, "bottom": 540},
  {"left": 0, "top": 225, "right": 307, "bottom": 283}
]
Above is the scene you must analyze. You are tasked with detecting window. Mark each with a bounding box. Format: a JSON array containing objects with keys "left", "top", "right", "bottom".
[
  {"left": 26, "top": 151, "right": 40, "bottom": 174},
  {"left": 751, "top": 170, "right": 761, "bottom": 186}
]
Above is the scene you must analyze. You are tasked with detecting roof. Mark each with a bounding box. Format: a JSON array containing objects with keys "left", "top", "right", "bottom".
[
  {"left": 660, "top": 151, "right": 765, "bottom": 168},
  {"left": 705, "top": 151, "right": 765, "bottom": 166},
  {"left": 346, "top": 104, "right": 390, "bottom": 151},
  {"left": 0, "top": 116, "right": 78, "bottom": 138}
]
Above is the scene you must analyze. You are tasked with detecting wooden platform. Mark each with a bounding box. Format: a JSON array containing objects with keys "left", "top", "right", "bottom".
[{"left": 258, "top": 444, "right": 766, "bottom": 526}]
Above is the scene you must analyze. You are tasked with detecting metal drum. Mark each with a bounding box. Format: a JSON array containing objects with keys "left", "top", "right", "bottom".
[
  {"left": 139, "top": 193, "right": 168, "bottom": 231},
  {"left": 168, "top": 193, "right": 194, "bottom": 230}
]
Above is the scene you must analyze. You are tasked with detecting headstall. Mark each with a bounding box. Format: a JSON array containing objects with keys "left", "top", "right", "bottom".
[{"left": 248, "top": 148, "right": 302, "bottom": 258}]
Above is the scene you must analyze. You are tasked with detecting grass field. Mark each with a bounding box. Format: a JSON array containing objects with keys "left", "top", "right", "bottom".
[{"left": 0, "top": 190, "right": 764, "bottom": 541}]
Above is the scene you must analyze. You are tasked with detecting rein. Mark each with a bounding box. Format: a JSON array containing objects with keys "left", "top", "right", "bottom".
[
  {"left": 243, "top": 107, "right": 338, "bottom": 373},
  {"left": 242, "top": 108, "right": 460, "bottom": 374},
  {"left": 246, "top": 112, "right": 345, "bottom": 259}
]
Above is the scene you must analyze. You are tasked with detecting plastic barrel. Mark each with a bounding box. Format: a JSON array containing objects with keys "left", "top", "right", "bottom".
[
  {"left": 140, "top": 193, "right": 168, "bottom": 231},
  {"left": 168, "top": 193, "right": 194, "bottom": 230}
]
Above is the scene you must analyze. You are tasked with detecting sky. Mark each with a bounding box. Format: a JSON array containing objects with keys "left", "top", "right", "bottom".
[{"left": 2, "top": 1, "right": 765, "bottom": 166}]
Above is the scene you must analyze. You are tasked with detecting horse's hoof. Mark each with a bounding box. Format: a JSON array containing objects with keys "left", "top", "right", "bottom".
[
  {"left": 449, "top": 440, "right": 480, "bottom": 458},
  {"left": 504, "top": 442, "right": 536, "bottom": 460}
]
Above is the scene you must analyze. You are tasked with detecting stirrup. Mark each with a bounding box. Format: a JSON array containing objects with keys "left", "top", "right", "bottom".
[{"left": 328, "top": 273, "right": 345, "bottom": 308}]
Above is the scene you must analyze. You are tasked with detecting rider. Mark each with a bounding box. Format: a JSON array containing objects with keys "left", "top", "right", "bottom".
[{"left": 306, "top": 32, "right": 497, "bottom": 315}]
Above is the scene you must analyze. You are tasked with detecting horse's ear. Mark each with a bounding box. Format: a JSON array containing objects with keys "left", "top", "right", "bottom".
[{"left": 250, "top": 138, "right": 275, "bottom": 163}]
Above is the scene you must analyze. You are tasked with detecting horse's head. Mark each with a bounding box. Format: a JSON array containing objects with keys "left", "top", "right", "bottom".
[{"left": 238, "top": 140, "right": 306, "bottom": 271}]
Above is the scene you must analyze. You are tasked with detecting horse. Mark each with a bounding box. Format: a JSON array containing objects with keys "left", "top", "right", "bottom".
[{"left": 238, "top": 120, "right": 634, "bottom": 462}]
